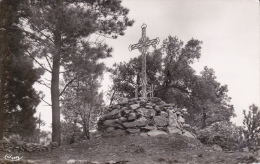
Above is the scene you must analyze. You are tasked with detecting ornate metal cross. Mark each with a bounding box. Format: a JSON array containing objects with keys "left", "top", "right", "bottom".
[{"left": 129, "top": 24, "right": 160, "bottom": 98}]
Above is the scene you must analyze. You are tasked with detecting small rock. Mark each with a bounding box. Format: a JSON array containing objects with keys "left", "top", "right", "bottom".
[
  {"left": 243, "top": 147, "right": 249, "bottom": 152},
  {"left": 182, "top": 131, "right": 196, "bottom": 139},
  {"left": 212, "top": 144, "right": 222, "bottom": 151},
  {"left": 103, "top": 119, "right": 116, "bottom": 126},
  {"left": 103, "top": 109, "right": 121, "bottom": 119},
  {"left": 166, "top": 127, "right": 182, "bottom": 134},
  {"left": 153, "top": 105, "right": 161, "bottom": 112},
  {"left": 140, "top": 133, "right": 149, "bottom": 137},
  {"left": 152, "top": 116, "right": 168, "bottom": 127},
  {"left": 168, "top": 110, "right": 181, "bottom": 128},
  {"left": 139, "top": 97, "right": 148, "bottom": 103},
  {"left": 26, "top": 143, "right": 33, "bottom": 147},
  {"left": 106, "top": 127, "right": 115, "bottom": 133},
  {"left": 178, "top": 116, "right": 185, "bottom": 123},
  {"left": 106, "top": 160, "right": 117, "bottom": 164},
  {"left": 136, "top": 108, "right": 156, "bottom": 118},
  {"left": 145, "top": 105, "right": 153, "bottom": 109},
  {"left": 108, "top": 129, "right": 127, "bottom": 136},
  {"left": 127, "top": 128, "right": 140, "bottom": 133},
  {"left": 160, "top": 111, "right": 168, "bottom": 118},
  {"left": 121, "top": 107, "right": 129, "bottom": 111},
  {"left": 147, "top": 130, "right": 167, "bottom": 136},
  {"left": 183, "top": 124, "right": 191, "bottom": 129},
  {"left": 141, "top": 126, "right": 157, "bottom": 131},
  {"left": 162, "top": 103, "right": 175, "bottom": 107},
  {"left": 127, "top": 112, "right": 136, "bottom": 121},
  {"left": 118, "top": 117, "right": 127, "bottom": 123},
  {"left": 122, "top": 117, "right": 148, "bottom": 128},
  {"left": 67, "top": 159, "right": 76, "bottom": 164},
  {"left": 118, "top": 98, "right": 129, "bottom": 104},
  {"left": 130, "top": 104, "right": 140, "bottom": 110},
  {"left": 192, "top": 155, "right": 198, "bottom": 158}
]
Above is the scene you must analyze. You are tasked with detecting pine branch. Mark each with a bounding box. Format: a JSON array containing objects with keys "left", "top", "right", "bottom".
[
  {"left": 37, "top": 80, "right": 51, "bottom": 89},
  {"left": 40, "top": 97, "right": 52, "bottom": 106},
  {"left": 30, "top": 24, "right": 55, "bottom": 44},
  {"left": 7, "top": 25, "right": 54, "bottom": 47},
  {"left": 24, "top": 49, "right": 52, "bottom": 73},
  {"left": 59, "top": 77, "right": 77, "bottom": 97},
  {"left": 45, "top": 55, "right": 53, "bottom": 71}
]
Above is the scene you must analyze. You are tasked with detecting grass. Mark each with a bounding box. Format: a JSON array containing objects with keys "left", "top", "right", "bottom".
[{"left": 0, "top": 134, "right": 258, "bottom": 164}]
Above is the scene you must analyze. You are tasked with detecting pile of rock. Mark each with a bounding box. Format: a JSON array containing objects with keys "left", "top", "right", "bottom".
[
  {"left": 98, "top": 97, "right": 195, "bottom": 138},
  {"left": 0, "top": 140, "right": 58, "bottom": 153}
]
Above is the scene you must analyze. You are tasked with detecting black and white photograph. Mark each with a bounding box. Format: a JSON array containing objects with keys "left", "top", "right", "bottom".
[{"left": 0, "top": 0, "right": 259, "bottom": 163}]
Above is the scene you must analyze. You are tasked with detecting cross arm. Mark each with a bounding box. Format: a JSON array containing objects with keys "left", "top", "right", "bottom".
[
  {"left": 128, "top": 37, "right": 160, "bottom": 52},
  {"left": 128, "top": 43, "right": 142, "bottom": 51},
  {"left": 145, "top": 37, "right": 160, "bottom": 47}
]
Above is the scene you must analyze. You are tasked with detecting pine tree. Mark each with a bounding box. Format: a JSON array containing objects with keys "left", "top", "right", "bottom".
[
  {"left": 0, "top": 0, "right": 42, "bottom": 139},
  {"left": 60, "top": 41, "right": 107, "bottom": 141},
  {"left": 24, "top": 0, "right": 133, "bottom": 145},
  {"left": 243, "top": 104, "right": 260, "bottom": 149}
]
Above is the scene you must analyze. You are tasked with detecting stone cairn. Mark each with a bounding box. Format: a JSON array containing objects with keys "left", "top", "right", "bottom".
[
  {"left": 98, "top": 97, "right": 195, "bottom": 138},
  {"left": 0, "top": 140, "right": 58, "bottom": 153}
]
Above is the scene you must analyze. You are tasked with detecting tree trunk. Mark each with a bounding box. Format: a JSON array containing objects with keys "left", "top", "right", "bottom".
[
  {"left": 51, "top": 52, "right": 61, "bottom": 144},
  {"left": 0, "top": 32, "right": 6, "bottom": 139},
  {"left": 51, "top": 50, "right": 61, "bottom": 145},
  {"left": 51, "top": 0, "right": 62, "bottom": 145},
  {"left": 0, "top": 48, "right": 5, "bottom": 140},
  {"left": 201, "top": 107, "right": 207, "bottom": 129},
  {"left": 82, "top": 119, "right": 90, "bottom": 140}
]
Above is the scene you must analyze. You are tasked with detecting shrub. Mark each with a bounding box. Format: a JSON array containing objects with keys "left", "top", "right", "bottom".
[{"left": 197, "top": 121, "right": 242, "bottom": 151}]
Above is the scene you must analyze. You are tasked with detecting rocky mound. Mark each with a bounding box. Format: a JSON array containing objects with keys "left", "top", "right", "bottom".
[
  {"left": 0, "top": 140, "right": 58, "bottom": 153},
  {"left": 98, "top": 97, "right": 195, "bottom": 138}
]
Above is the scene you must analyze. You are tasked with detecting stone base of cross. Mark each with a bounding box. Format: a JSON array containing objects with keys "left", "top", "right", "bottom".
[{"left": 129, "top": 24, "right": 160, "bottom": 98}]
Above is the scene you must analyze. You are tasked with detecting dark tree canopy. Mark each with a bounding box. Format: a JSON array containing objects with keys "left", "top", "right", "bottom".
[{"left": 0, "top": 0, "right": 42, "bottom": 139}]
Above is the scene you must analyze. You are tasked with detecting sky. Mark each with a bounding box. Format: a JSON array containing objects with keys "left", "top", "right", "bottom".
[{"left": 36, "top": 0, "right": 259, "bottom": 131}]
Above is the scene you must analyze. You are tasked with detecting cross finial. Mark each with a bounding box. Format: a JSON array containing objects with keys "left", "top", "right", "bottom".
[{"left": 141, "top": 24, "right": 147, "bottom": 28}]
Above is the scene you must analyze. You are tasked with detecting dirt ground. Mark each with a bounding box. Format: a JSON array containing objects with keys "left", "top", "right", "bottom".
[{"left": 0, "top": 134, "right": 259, "bottom": 164}]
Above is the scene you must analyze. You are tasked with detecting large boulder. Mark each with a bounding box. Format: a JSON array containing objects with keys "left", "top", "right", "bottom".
[{"left": 152, "top": 116, "right": 168, "bottom": 127}]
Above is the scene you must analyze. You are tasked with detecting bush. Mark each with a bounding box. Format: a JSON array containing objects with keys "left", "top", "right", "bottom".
[
  {"left": 197, "top": 121, "right": 242, "bottom": 151},
  {"left": 61, "top": 121, "right": 84, "bottom": 145}
]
